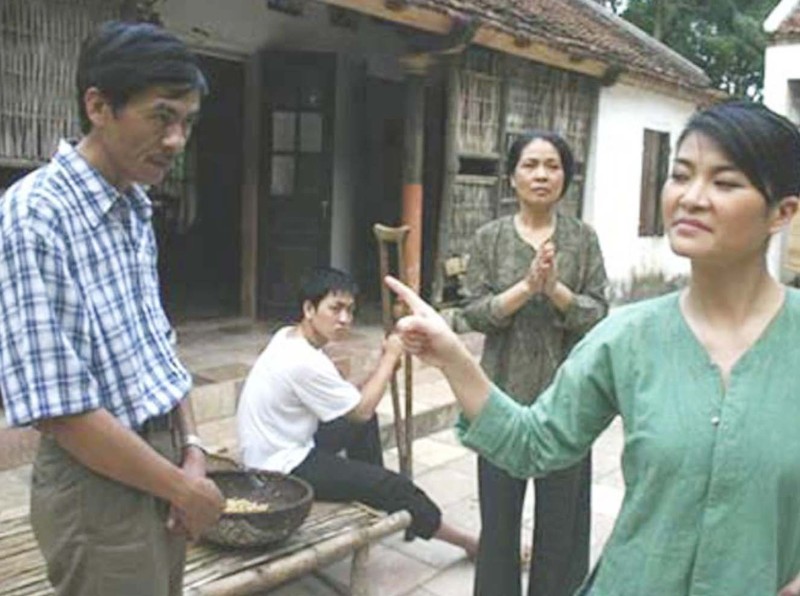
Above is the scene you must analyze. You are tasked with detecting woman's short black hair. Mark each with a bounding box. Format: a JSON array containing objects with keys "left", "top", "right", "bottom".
[
  {"left": 296, "top": 267, "right": 359, "bottom": 319},
  {"left": 506, "top": 131, "right": 575, "bottom": 197},
  {"left": 677, "top": 101, "right": 800, "bottom": 206},
  {"left": 76, "top": 20, "right": 208, "bottom": 133}
]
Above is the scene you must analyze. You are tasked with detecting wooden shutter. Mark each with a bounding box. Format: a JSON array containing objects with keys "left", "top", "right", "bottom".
[{"left": 639, "top": 129, "right": 669, "bottom": 237}]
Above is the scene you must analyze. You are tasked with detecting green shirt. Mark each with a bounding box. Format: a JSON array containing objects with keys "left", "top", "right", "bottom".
[
  {"left": 462, "top": 213, "right": 608, "bottom": 404},
  {"left": 459, "top": 290, "right": 800, "bottom": 595}
]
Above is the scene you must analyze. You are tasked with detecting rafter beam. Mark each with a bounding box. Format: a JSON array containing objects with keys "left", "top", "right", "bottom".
[
  {"left": 319, "top": 0, "right": 713, "bottom": 102},
  {"left": 319, "top": 0, "right": 607, "bottom": 78}
]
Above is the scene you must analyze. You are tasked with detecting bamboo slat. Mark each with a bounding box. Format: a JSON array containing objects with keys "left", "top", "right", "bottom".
[
  {"left": 0, "top": 0, "right": 123, "bottom": 163},
  {"left": 0, "top": 501, "right": 406, "bottom": 595},
  {"left": 185, "top": 510, "right": 411, "bottom": 595},
  {"left": 442, "top": 47, "right": 600, "bottom": 266},
  {"left": 446, "top": 176, "right": 499, "bottom": 258}
]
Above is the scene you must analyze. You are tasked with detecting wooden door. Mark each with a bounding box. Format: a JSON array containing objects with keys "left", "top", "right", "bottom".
[{"left": 259, "top": 52, "right": 336, "bottom": 318}]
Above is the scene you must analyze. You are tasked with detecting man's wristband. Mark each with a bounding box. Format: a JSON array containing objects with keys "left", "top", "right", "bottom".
[{"left": 182, "top": 433, "right": 209, "bottom": 455}]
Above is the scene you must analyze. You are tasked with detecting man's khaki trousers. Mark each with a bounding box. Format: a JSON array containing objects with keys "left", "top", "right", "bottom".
[{"left": 30, "top": 426, "right": 186, "bottom": 596}]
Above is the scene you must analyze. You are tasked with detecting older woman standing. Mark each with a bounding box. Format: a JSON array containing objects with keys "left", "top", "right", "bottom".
[
  {"left": 388, "top": 101, "right": 800, "bottom": 595},
  {"left": 462, "top": 132, "right": 608, "bottom": 596}
]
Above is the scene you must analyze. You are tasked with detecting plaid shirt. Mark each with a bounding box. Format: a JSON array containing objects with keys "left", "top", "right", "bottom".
[{"left": 0, "top": 140, "right": 192, "bottom": 429}]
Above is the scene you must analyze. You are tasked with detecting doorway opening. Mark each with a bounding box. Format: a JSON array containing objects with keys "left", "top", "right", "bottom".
[
  {"left": 353, "top": 75, "right": 404, "bottom": 314},
  {"left": 155, "top": 54, "right": 244, "bottom": 322}
]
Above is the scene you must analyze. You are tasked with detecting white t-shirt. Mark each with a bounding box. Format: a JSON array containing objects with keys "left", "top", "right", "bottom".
[{"left": 237, "top": 326, "right": 361, "bottom": 473}]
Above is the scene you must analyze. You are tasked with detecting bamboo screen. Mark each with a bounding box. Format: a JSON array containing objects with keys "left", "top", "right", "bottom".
[
  {"left": 505, "top": 59, "right": 555, "bottom": 133},
  {"left": 457, "top": 48, "right": 501, "bottom": 157},
  {"left": 0, "top": 0, "right": 122, "bottom": 165},
  {"left": 501, "top": 56, "right": 599, "bottom": 219},
  {"left": 443, "top": 50, "right": 600, "bottom": 274},
  {"left": 445, "top": 175, "right": 499, "bottom": 257}
]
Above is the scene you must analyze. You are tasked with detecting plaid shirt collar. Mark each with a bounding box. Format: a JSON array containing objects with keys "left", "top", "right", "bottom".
[{"left": 53, "top": 139, "right": 153, "bottom": 228}]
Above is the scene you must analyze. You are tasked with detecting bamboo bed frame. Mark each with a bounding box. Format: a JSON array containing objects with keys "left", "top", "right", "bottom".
[{"left": 0, "top": 502, "right": 411, "bottom": 595}]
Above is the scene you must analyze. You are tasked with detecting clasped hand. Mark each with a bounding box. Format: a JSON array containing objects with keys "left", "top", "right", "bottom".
[{"left": 525, "top": 240, "right": 558, "bottom": 296}]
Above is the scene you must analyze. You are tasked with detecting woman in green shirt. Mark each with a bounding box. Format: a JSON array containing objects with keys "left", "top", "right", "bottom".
[
  {"left": 462, "top": 131, "right": 607, "bottom": 596},
  {"left": 386, "top": 101, "right": 800, "bottom": 596}
]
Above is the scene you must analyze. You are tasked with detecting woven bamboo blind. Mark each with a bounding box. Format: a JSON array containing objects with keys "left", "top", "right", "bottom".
[
  {"left": 0, "top": 0, "right": 122, "bottom": 165},
  {"left": 501, "top": 56, "right": 599, "bottom": 218},
  {"left": 506, "top": 59, "right": 555, "bottom": 133},
  {"left": 457, "top": 49, "right": 501, "bottom": 157},
  {"left": 447, "top": 175, "right": 498, "bottom": 257}
]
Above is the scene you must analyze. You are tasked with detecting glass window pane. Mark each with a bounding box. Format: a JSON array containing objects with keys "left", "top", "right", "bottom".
[
  {"left": 271, "top": 155, "right": 295, "bottom": 195},
  {"left": 272, "top": 112, "right": 296, "bottom": 151},
  {"left": 299, "top": 112, "right": 323, "bottom": 153}
]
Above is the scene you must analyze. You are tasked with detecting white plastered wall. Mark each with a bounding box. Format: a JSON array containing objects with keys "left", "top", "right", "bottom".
[
  {"left": 582, "top": 83, "right": 696, "bottom": 294},
  {"left": 763, "top": 42, "right": 800, "bottom": 279}
]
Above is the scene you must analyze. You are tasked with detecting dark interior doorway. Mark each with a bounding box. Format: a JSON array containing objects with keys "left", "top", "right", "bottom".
[
  {"left": 155, "top": 54, "right": 244, "bottom": 322},
  {"left": 354, "top": 76, "right": 404, "bottom": 306}
]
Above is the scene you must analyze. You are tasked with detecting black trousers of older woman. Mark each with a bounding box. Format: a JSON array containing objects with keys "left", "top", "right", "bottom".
[{"left": 474, "top": 454, "right": 591, "bottom": 596}]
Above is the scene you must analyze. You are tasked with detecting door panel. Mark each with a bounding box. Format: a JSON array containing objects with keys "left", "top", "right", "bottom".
[{"left": 259, "top": 52, "right": 335, "bottom": 317}]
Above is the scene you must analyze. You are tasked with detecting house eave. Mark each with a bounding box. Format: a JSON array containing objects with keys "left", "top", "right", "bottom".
[
  {"left": 320, "top": 0, "right": 712, "bottom": 99},
  {"left": 616, "top": 72, "right": 723, "bottom": 105}
]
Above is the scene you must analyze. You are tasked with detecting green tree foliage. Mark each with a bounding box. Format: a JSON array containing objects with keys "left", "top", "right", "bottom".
[{"left": 604, "top": 0, "right": 777, "bottom": 99}]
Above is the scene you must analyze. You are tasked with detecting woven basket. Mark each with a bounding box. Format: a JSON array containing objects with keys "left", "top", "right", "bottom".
[{"left": 203, "top": 470, "right": 314, "bottom": 549}]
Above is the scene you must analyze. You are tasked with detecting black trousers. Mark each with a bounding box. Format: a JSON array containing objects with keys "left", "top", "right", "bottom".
[
  {"left": 474, "top": 455, "right": 591, "bottom": 596},
  {"left": 291, "top": 415, "right": 442, "bottom": 539}
]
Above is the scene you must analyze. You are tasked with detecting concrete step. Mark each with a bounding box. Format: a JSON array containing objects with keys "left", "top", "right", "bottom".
[
  {"left": 378, "top": 397, "right": 460, "bottom": 451},
  {"left": 196, "top": 370, "right": 463, "bottom": 460},
  {"left": 0, "top": 332, "right": 482, "bottom": 472},
  {"left": 193, "top": 332, "right": 483, "bottom": 459}
]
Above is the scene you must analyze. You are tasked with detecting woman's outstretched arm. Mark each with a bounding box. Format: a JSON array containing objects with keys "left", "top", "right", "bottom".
[{"left": 385, "top": 275, "right": 491, "bottom": 420}]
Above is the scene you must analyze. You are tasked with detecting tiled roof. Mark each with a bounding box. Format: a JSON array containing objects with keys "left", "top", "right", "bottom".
[
  {"left": 408, "top": 0, "right": 711, "bottom": 91},
  {"left": 773, "top": 4, "right": 800, "bottom": 39}
]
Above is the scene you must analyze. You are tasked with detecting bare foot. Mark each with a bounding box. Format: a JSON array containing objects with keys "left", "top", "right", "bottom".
[{"left": 434, "top": 522, "right": 479, "bottom": 562}]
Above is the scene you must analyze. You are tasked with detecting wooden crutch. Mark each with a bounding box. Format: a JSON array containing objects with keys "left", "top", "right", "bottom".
[{"left": 373, "top": 223, "right": 414, "bottom": 481}]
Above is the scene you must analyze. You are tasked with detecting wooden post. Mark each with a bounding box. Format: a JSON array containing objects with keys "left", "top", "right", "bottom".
[
  {"left": 400, "top": 56, "right": 428, "bottom": 293},
  {"left": 351, "top": 543, "right": 372, "bottom": 596},
  {"left": 432, "top": 58, "right": 461, "bottom": 305},
  {"left": 397, "top": 55, "right": 430, "bottom": 541},
  {"left": 399, "top": 58, "right": 430, "bottom": 488},
  {"left": 240, "top": 51, "right": 262, "bottom": 319}
]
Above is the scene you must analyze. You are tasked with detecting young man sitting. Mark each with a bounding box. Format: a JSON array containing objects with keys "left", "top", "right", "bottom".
[{"left": 236, "top": 267, "right": 477, "bottom": 557}]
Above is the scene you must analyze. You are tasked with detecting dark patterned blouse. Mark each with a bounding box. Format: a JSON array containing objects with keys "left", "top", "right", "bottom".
[{"left": 462, "top": 213, "right": 608, "bottom": 405}]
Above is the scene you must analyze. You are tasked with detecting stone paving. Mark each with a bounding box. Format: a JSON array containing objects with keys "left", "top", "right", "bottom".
[
  {"left": 0, "top": 319, "right": 625, "bottom": 594},
  {"left": 262, "top": 418, "right": 624, "bottom": 596}
]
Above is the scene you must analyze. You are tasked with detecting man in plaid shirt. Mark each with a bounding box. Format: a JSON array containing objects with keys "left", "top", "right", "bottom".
[{"left": 0, "top": 21, "right": 224, "bottom": 595}]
